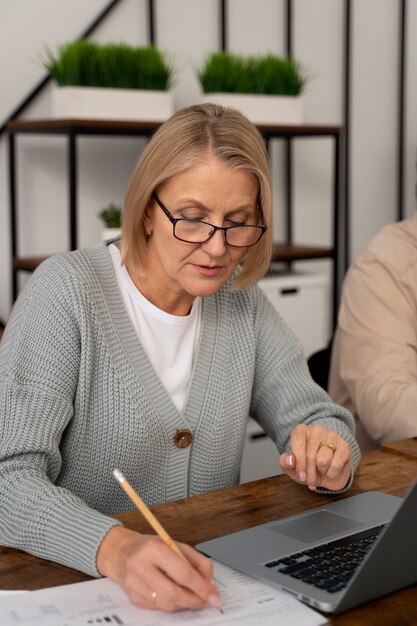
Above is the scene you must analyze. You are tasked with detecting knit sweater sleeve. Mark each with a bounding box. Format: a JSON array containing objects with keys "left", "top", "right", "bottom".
[
  {"left": 247, "top": 286, "right": 361, "bottom": 491},
  {"left": 0, "top": 256, "right": 121, "bottom": 577}
]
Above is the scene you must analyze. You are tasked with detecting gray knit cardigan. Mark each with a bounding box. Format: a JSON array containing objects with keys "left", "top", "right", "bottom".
[{"left": 0, "top": 244, "right": 360, "bottom": 577}]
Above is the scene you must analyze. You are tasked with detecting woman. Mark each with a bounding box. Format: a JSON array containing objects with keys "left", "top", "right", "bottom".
[{"left": 0, "top": 103, "right": 360, "bottom": 612}]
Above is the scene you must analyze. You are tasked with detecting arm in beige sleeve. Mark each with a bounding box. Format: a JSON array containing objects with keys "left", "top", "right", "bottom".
[{"left": 334, "top": 254, "right": 417, "bottom": 443}]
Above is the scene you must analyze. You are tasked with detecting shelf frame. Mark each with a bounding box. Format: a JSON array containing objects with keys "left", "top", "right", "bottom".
[
  {"left": 260, "top": 123, "right": 343, "bottom": 327},
  {"left": 7, "top": 119, "right": 344, "bottom": 327}
]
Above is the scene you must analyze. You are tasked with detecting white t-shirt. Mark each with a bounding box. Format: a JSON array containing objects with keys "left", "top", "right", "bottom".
[{"left": 109, "top": 244, "right": 201, "bottom": 411}]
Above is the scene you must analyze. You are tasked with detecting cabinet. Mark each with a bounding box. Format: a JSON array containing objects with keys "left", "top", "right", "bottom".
[
  {"left": 7, "top": 119, "right": 344, "bottom": 323},
  {"left": 258, "top": 271, "right": 331, "bottom": 359},
  {"left": 240, "top": 417, "right": 282, "bottom": 483}
]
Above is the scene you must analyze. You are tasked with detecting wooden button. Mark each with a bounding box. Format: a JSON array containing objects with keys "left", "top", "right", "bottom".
[{"left": 175, "top": 428, "right": 193, "bottom": 448}]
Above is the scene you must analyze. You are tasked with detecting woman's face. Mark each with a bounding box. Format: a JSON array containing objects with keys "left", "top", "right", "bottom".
[{"left": 142, "top": 155, "right": 259, "bottom": 314}]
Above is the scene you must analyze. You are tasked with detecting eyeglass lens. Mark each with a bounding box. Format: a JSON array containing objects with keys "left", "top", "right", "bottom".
[{"left": 174, "top": 220, "right": 264, "bottom": 247}]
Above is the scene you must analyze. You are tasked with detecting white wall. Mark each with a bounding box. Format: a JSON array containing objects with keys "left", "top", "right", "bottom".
[
  {"left": 405, "top": 0, "right": 417, "bottom": 220},
  {"left": 351, "top": 0, "right": 400, "bottom": 254},
  {"left": 0, "top": 0, "right": 416, "bottom": 324}
]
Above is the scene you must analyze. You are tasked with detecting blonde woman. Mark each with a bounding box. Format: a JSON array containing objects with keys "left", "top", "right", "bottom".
[{"left": 0, "top": 104, "right": 360, "bottom": 612}]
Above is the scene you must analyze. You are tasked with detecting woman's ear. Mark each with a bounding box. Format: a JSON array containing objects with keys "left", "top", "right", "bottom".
[{"left": 143, "top": 203, "right": 153, "bottom": 237}]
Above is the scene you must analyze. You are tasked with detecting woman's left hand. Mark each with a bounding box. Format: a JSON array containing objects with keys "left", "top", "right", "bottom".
[{"left": 279, "top": 424, "right": 352, "bottom": 491}]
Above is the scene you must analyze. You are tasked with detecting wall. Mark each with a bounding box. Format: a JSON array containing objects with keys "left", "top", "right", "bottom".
[{"left": 0, "top": 0, "right": 416, "bottom": 325}]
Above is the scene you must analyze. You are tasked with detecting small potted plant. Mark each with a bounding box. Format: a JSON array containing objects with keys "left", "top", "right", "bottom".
[
  {"left": 196, "top": 52, "right": 308, "bottom": 125},
  {"left": 99, "top": 203, "right": 122, "bottom": 241},
  {"left": 42, "top": 40, "right": 174, "bottom": 121}
]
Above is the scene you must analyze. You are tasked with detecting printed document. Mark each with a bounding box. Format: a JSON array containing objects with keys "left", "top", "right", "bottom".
[{"left": 0, "top": 561, "right": 327, "bottom": 625}]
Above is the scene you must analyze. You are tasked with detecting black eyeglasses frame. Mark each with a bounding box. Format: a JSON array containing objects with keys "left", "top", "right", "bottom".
[{"left": 151, "top": 192, "right": 267, "bottom": 248}]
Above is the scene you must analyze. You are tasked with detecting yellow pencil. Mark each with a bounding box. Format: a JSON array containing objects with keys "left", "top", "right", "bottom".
[
  {"left": 112, "top": 469, "right": 223, "bottom": 613},
  {"left": 113, "top": 468, "right": 186, "bottom": 560}
]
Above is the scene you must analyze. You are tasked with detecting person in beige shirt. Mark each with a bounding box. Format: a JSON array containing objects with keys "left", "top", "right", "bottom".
[{"left": 329, "top": 213, "right": 417, "bottom": 451}]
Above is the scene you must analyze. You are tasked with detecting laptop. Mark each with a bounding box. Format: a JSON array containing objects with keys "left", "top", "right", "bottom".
[{"left": 196, "top": 479, "right": 417, "bottom": 613}]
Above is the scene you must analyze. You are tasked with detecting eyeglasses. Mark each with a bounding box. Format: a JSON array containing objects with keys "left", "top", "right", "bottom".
[{"left": 152, "top": 193, "right": 267, "bottom": 248}]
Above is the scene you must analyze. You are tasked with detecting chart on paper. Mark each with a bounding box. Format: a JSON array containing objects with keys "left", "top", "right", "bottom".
[{"left": 0, "top": 562, "right": 327, "bottom": 626}]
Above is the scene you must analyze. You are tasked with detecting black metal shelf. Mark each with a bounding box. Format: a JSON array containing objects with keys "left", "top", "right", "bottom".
[{"left": 7, "top": 118, "right": 344, "bottom": 325}]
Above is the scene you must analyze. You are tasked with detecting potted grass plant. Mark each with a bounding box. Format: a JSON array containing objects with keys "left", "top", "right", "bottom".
[
  {"left": 42, "top": 40, "right": 174, "bottom": 121},
  {"left": 99, "top": 203, "right": 122, "bottom": 240},
  {"left": 197, "top": 52, "right": 308, "bottom": 125}
]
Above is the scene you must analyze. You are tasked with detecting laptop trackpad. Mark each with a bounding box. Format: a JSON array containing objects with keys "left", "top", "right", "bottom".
[{"left": 269, "top": 510, "right": 362, "bottom": 543}]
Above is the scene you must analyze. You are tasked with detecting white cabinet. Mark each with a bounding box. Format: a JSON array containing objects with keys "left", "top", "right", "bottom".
[
  {"left": 258, "top": 271, "right": 331, "bottom": 359},
  {"left": 240, "top": 417, "right": 282, "bottom": 483}
]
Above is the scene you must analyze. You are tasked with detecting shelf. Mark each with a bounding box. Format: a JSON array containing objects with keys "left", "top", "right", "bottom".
[
  {"left": 6, "top": 119, "right": 341, "bottom": 138},
  {"left": 271, "top": 243, "right": 334, "bottom": 261},
  {"left": 13, "top": 244, "right": 333, "bottom": 275},
  {"left": 6, "top": 118, "right": 162, "bottom": 137},
  {"left": 13, "top": 257, "right": 49, "bottom": 272},
  {"left": 7, "top": 117, "right": 344, "bottom": 326}
]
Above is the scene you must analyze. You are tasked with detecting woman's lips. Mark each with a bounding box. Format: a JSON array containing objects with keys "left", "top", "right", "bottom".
[{"left": 193, "top": 264, "right": 223, "bottom": 277}]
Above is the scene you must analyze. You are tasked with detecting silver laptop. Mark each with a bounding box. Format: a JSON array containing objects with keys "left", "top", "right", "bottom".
[{"left": 197, "top": 480, "right": 417, "bottom": 613}]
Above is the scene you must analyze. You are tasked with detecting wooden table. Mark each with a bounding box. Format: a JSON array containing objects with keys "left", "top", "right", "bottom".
[{"left": 1, "top": 440, "right": 417, "bottom": 625}]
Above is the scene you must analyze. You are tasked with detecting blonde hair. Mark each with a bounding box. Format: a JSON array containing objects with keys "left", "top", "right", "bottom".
[{"left": 121, "top": 103, "right": 272, "bottom": 290}]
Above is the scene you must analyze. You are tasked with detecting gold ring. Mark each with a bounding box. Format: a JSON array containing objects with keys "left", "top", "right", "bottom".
[
  {"left": 323, "top": 442, "right": 335, "bottom": 451},
  {"left": 151, "top": 591, "right": 157, "bottom": 604}
]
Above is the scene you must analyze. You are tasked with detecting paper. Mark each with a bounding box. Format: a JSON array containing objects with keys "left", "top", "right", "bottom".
[
  {"left": 0, "top": 591, "right": 27, "bottom": 595},
  {"left": 0, "top": 561, "right": 327, "bottom": 626}
]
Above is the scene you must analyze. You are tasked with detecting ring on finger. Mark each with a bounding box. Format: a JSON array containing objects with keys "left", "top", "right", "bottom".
[{"left": 321, "top": 442, "right": 335, "bottom": 451}]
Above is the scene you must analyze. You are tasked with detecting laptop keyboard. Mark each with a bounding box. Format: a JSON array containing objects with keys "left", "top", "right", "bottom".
[{"left": 265, "top": 524, "right": 386, "bottom": 594}]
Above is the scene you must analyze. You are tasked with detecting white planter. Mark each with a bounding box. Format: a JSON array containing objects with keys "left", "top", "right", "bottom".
[
  {"left": 201, "top": 93, "right": 304, "bottom": 126},
  {"left": 102, "top": 227, "right": 121, "bottom": 241},
  {"left": 50, "top": 86, "right": 174, "bottom": 122}
]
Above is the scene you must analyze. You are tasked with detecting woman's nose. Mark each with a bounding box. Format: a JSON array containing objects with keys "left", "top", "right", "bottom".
[{"left": 201, "top": 227, "right": 228, "bottom": 255}]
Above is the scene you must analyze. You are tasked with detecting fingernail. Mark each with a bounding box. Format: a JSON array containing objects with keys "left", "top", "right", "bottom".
[
  {"left": 286, "top": 454, "right": 294, "bottom": 467},
  {"left": 299, "top": 471, "right": 307, "bottom": 482},
  {"left": 308, "top": 485, "right": 317, "bottom": 491},
  {"left": 208, "top": 594, "right": 222, "bottom": 609}
]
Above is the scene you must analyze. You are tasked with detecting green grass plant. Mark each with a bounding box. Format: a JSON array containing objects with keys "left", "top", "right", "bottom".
[
  {"left": 198, "top": 52, "right": 307, "bottom": 96},
  {"left": 43, "top": 40, "right": 172, "bottom": 90},
  {"left": 99, "top": 203, "right": 122, "bottom": 228}
]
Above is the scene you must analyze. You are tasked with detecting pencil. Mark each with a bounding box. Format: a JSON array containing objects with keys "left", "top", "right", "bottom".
[
  {"left": 112, "top": 469, "right": 223, "bottom": 613},
  {"left": 113, "top": 468, "right": 186, "bottom": 560}
]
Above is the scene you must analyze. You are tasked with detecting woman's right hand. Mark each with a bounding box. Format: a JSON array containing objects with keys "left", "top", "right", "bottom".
[{"left": 96, "top": 526, "right": 222, "bottom": 612}]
